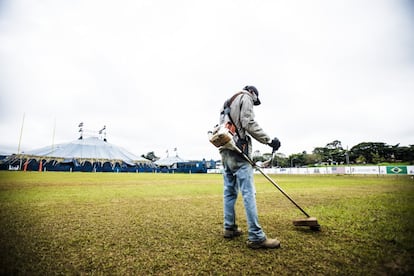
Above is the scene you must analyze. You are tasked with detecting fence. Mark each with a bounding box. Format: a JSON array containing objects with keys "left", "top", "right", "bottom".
[{"left": 208, "top": 165, "right": 414, "bottom": 175}]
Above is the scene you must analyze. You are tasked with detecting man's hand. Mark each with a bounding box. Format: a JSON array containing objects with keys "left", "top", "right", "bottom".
[{"left": 268, "top": 137, "right": 281, "bottom": 153}]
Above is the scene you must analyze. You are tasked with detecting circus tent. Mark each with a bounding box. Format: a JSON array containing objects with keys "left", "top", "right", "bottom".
[
  {"left": 153, "top": 153, "right": 212, "bottom": 173},
  {"left": 3, "top": 136, "right": 154, "bottom": 172},
  {"left": 27, "top": 136, "right": 148, "bottom": 164},
  {"left": 154, "top": 155, "right": 187, "bottom": 167}
]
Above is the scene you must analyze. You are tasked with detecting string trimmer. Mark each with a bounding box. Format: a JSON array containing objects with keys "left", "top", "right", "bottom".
[{"left": 208, "top": 125, "right": 320, "bottom": 231}]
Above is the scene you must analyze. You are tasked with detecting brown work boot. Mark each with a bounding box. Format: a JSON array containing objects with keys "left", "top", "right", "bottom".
[
  {"left": 247, "top": 238, "right": 281, "bottom": 249},
  {"left": 223, "top": 228, "right": 243, "bottom": 239}
]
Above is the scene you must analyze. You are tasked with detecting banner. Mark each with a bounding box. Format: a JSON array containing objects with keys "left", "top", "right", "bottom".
[
  {"left": 213, "top": 165, "right": 413, "bottom": 175},
  {"left": 386, "top": 166, "right": 407, "bottom": 175}
]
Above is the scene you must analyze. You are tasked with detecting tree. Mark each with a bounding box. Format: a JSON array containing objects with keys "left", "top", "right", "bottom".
[
  {"left": 271, "top": 152, "right": 288, "bottom": 167},
  {"left": 313, "top": 146, "right": 329, "bottom": 164},
  {"left": 349, "top": 142, "right": 389, "bottom": 164},
  {"left": 248, "top": 141, "right": 413, "bottom": 167},
  {"left": 393, "top": 145, "right": 414, "bottom": 164},
  {"left": 303, "top": 153, "right": 319, "bottom": 166},
  {"left": 372, "top": 152, "right": 384, "bottom": 164},
  {"left": 326, "top": 140, "right": 342, "bottom": 150},
  {"left": 355, "top": 155, "right": 366, "bottom": 164},
  {"left": 289, "top": 152, "right": 306, "bottom": 167},
  {"left": 252, "top": 150, "right": 266, "bottom": 163},
  {"left": 312, "top": 140, "right": 345, "bottom": 165}
]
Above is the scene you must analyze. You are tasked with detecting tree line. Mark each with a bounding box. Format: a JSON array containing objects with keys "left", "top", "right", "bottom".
[
  {"left": 140, "top": 140, "right": 413, "bottom": 167},
  {"left": 254, "top": 140, "right": 414, "bottom": 167}
]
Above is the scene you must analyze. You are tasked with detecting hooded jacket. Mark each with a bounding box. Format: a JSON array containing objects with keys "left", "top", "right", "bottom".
[{"left": 219, "top": 90, "right": 271, "bottom": 157}]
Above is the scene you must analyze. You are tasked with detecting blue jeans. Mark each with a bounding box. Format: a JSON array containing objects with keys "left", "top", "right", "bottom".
[{"left": 221, "top": 150, "right": 266, "bottom": 242}]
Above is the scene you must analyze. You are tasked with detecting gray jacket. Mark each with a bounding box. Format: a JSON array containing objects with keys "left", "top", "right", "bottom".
[{"left": 219, "top": 90, "right": 271, "bottom": 157}]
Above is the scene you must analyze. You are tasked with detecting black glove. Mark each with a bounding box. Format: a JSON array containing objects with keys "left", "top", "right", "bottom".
[{"left": 268, "top": 137, "right": 281, "bottom": 153}]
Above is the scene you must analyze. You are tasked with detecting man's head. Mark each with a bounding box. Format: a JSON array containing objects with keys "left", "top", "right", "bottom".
[{"left": 244, "top": 85, "right": 261, "bottom": 106}]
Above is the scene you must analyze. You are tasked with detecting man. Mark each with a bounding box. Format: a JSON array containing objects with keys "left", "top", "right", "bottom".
[{"left": 219, "top": 85, "right": 281, "bottom": 249}]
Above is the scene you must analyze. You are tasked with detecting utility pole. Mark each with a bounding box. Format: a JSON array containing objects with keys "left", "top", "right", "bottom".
[{"left": 17, "top": 113, "right": 25, "bottom": 169}]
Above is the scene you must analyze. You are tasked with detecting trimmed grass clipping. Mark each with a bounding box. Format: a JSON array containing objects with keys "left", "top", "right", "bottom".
[{"left": 0, "top": 172, "right": 413, "bottom": 275}]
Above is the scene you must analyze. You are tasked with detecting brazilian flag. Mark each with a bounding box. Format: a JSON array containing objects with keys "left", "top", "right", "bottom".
[{"left": 386, "top": 166, "right": 407, "bottom": 174}]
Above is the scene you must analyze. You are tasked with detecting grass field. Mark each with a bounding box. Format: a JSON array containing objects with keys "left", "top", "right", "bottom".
[{"left": 0, "top": 171, "right": 413, "bottom": 275}]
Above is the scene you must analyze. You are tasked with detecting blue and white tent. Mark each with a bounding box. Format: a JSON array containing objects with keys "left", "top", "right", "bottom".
[
  {"left": 154, "top": 154, "right": 212, "bottom": 173},
  {"left": 2, "top": 136, "right": 154, "bottom": 172},
  {"left": 154, "top": 155, "right": 187, "bottom": 167},
  {"left": 27, "top": 136, "right": 148, "bottom": 165}
]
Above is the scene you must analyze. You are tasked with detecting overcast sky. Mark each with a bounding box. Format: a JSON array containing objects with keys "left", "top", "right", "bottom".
[{"left": 0, "top": 0, "right": 413, "bottom": 161}]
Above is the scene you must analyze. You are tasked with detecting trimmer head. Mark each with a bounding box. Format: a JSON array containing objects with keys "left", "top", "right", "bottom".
[{"left": 293, "top": 217, "right": 321, "bottom": 231}]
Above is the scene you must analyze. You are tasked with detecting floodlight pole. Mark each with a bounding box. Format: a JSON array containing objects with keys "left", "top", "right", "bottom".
[
  {"left": 17, "top": 113, "right": 25, "bottom": 170},
  {"left": 17, "top": 113, "right": 25, "bottom": 154}
]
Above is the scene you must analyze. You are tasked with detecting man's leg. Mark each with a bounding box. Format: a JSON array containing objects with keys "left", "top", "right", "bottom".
[
  {"left": 237, "top": 163, "right": 266, "bottom": 243},
  {"left": 223, "top": 169, "right": 239, "bottom": 231}
]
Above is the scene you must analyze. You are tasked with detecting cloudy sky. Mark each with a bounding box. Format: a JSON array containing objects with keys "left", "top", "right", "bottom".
[{"left": 0, "top": 0, "right": 413, "bottom": 160}]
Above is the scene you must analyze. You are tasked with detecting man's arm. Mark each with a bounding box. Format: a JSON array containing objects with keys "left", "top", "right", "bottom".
[{"left": 239, "top": 97, "right": 271, "bottom": 144}]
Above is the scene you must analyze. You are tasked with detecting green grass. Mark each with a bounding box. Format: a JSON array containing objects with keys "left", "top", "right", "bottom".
[{"left": 0, "top": 172, "right": 413, "bottom": 275}]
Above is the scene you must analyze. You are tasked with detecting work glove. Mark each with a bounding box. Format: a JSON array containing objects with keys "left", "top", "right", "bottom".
[{"left": 268, "top": 137, "right": 281, "bottom": 153}]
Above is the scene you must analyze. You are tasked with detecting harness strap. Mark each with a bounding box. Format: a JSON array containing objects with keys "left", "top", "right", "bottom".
[
  {"left": 221, "top": 92, "right": 249, "bottom": 154},
  {"left": 226, "top": 91, "right": 245, "bottom": 107},
  {"left": 222, "top": 92, "right": 245, "bottom": 137}
]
